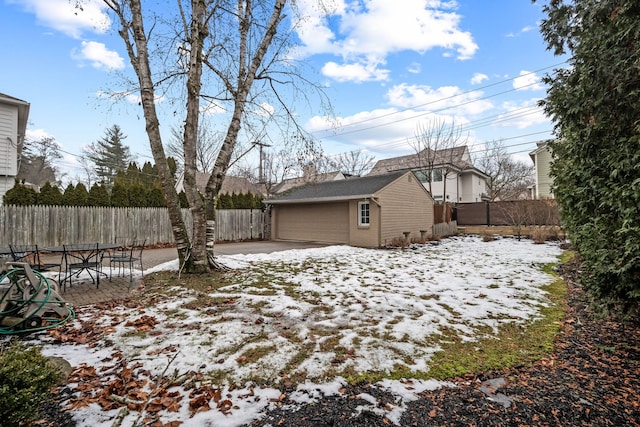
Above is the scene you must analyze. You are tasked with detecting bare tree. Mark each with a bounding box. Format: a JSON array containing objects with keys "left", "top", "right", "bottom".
[
  {"left": 17, "top": 136, "right": 62, "bottom": 186},
  {"left": 475, "top": 140, "right": 534, "bottom": 201},
  {"left": 411, "top": 119, "right": 467, "bottom": 222},
  {"left": 102, "top": 0, "right": 329, "bottom": 272},
  {"left": 333, "top": 150, "right": 376, "bottom": 176},
  {"left": 166, "top": 124, "right": 223, "bottom": 174}
]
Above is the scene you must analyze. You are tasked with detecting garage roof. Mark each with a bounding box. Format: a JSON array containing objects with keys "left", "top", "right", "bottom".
[{"left": 266, "top": 170, "right": 410, "bottom": 204}]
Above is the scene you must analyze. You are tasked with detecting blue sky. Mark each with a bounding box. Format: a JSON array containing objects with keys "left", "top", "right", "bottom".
[{"left": 0, "top": 0, "right": 564, "bottom": 182}]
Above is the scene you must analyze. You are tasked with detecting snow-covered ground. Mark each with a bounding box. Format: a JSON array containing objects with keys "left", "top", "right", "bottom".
[{"left": 30, "top": 235, "right": 563, "bottom": 426}]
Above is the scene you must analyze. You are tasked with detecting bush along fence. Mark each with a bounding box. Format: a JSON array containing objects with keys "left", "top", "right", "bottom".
[{"left": 0, "top": 205, "right": 269, "bottom": 247}]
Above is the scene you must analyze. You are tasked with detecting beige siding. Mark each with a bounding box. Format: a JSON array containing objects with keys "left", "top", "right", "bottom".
[
  {"left": 377, "top": 173, "right": 434, "bottom": 245},
  {"left": 273, "top": 202, "right": 349, "bottom": 244},
  {"left": 348, "top": 199, "right": 381, "bottom": 247}
]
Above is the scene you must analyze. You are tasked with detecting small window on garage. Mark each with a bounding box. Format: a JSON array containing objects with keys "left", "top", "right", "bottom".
[{"left": 358, "top": 201, "right": 370, "bottom": 227}]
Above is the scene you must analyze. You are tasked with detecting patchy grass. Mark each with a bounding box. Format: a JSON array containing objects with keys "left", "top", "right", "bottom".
[
  {"left": 131, "top": 240, "right": 569, "bottom": 387},
  {"left": 426, "top": 252, "right": 572, "bottom": 380}
]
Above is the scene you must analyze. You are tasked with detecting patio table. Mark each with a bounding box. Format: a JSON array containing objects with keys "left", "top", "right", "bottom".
[{"left": 44, "top": 243, "right": 120, "bottom": 290}]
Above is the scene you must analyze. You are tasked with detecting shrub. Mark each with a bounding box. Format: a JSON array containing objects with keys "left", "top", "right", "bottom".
[
  {"left": 531, "top": 226, "right": 550, "bottom": 244},
  {"left": 0, "top": 341, "right": 61, "bottom": 426},
  {"left": 481, "top": 231, "right": 495, "bottom": 242}
]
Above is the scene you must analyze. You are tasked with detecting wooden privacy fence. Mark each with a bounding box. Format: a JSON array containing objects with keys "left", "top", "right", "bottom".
[
  {"left": 0, "top": 206, "right": 269, "bottom": 247},
  {"left": 456, "top": 200, "right": 560, "bottom": 226}
]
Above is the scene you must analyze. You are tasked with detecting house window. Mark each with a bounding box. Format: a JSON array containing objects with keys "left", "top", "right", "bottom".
[
  {"left": 414, "top": 169, "right": 429, "bottom": 183},
  {"left": 358, "top": 201, "right": 370, "bottom": 227},
  {"left": 432, "top": 168, "right": 443, "bottom": 182}
]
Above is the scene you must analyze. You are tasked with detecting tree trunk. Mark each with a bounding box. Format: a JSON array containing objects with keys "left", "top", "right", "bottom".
[
  {"left": 108, "top": 0, "right": 191, "bottom": 267},
  {"left": 181, "top": 0, "right": 210, "bottom": 273}
]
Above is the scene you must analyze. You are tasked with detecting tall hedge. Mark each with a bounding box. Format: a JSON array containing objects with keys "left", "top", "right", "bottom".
[{"left": 537, "top": 0, "right": 640, "bottom": 314}]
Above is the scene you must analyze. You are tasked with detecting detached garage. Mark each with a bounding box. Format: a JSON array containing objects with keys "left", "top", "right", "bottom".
[{"left": 266, "top": 171, "right": 434, "bottom": 248}]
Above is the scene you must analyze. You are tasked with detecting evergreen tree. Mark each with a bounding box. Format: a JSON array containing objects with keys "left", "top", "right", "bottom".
[
  {"left": 61, "top": 184, "right": 75, "bottom": 206},
  {"left": 73, "top": 183, "right": 89, "bottom": 206},
  {"left": 84, "top": 125, "right": 133, "bottom": 186},
  {"left": 178, "top": 191, "right": 189, "bottom": 208},
  {"left": 3, "top": 180, "right": 37, "bottom": 205},
  {"left": 37, "top": 182, "right": 62, "bottom": 205},
  {"left": 537, "top": 0, "right": 640, "bottom": 314},
  {"left": 147, "top": 187, "right": 166, "bottom": 207},
  {"left": 88, "top": 183, "right": 111, "bottom": 207},
  {"left": 128, "top": 184, "right": 147, "bottom": 207},
  {"left": 110, "top": 182, "right": 129, "bottom": 207}
]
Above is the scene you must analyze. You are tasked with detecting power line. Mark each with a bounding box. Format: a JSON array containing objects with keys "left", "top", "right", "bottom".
[{"left": 310, "top": 61, "right": 566, "bottom": 137}]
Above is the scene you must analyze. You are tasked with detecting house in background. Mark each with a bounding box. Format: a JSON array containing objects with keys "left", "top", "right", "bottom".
[
  {"left": 0, "top": 93, "right": 29, "bottom": 203},
  {"left": 266, "top": 170, "right": 434, "bottom": 248},
  {"left": 367, "top": 145, "right": 489, "bottom": 203},
  {"left": 269, "top": 164, "right": 346, "bottom": 195},
  {"left": 529, "top": 141, "right": 554, "bottom": 199},
  {"left": 174, "top": 171, "right": 266, "bottom": 197}
]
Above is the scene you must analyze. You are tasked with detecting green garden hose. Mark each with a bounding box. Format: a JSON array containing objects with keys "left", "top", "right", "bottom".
[{"left": 0, "top": 264, "right": 75, "bottom": 335}]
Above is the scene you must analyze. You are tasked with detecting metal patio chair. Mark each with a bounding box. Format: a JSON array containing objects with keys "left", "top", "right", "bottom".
[
  {"left": 9, "top": 244, "right": 61, "bottom": 273},
  {"left": 107, "top": 239, "right": 146, "bottom": 281}
]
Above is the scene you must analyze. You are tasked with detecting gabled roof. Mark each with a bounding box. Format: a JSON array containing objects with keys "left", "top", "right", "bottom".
[
  {"left": 270, "top": 171, "right": 345, "bottom": 194},
  {"left": 0, "top": 93, "right": 30, "bottom": 155},
  {"left": 175, "top": 171, "right": 265, "bottom": 195},
  {"left": 529, "top": 140, "right": 551, "bottom": 160},
  {"left": 266, "top": 170, "right": 413, "bottom": 204},
  {"left": 368, "top": 145, "right": 486, "bottom": 178}
]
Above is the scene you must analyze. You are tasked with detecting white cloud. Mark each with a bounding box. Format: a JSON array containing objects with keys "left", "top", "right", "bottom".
[
  {"left": 95, "top": 90, "right": 164, "bottom": 106},
  {"left": 321, "top": 60, "right": 390, "bottom": 83},
  {"left": 8, "top": 0, "right": 110, "bottom": 38},
  {"left": 294, "top": 0, "right": 478, "bottom": 82},
  {"left": 201, "top": 100, "right": 226, "bottom": 116},
  {"left": 470, "top": 72, "right": 488, "bottom": 85},
  {"left": 407, "top": 62, "right": 422, "bottom": 74},
  {"left": 25, "top": 128, "right": 54, "bottom": 142},
  {"left": 307, "top": 108, "right": 419, "bottom": 152},
  {"left": 73, "top": 41, "right": 124, "bottom": 70},
  {"left": 513, "top": 70, "right": 544, "bottom": 91},
  {"left": 493, "top": 100, "right": 549, "bottom": 129},
  {"left": 386, "top": 83, "right": 494, "bottom": 116}
]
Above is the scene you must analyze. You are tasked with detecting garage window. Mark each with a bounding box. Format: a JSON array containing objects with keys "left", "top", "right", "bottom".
[{"left": 358, "top": 201, "right": 370, "bottom": 227}]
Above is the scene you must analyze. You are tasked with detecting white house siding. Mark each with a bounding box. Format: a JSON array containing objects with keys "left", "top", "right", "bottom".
[
  {"left": 460, "top": 172, "right": 487, "bottom": 202},
  {"left": 532, "top": 144, "right": 554, "bottom": 199},
  {"left": 0, "top": 103, "right": 19, "bottom": 202}
]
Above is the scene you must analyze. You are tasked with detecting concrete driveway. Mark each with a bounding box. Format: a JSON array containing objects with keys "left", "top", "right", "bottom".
[{"left": 143, "top": 240, "right": 330, "bottom": 269}]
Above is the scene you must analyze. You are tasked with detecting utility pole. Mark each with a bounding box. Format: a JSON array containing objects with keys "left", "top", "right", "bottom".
[{"left": 255, "top": 141, "right": 271, "bottom": 184}]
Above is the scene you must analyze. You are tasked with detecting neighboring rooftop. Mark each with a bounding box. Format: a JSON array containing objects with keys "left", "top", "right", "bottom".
[
  {"left": 266, "top": 170, "right": 408, "bottom": 204},
  {"left": 368, "top": 145, "right": 482, "bottom": 176}
]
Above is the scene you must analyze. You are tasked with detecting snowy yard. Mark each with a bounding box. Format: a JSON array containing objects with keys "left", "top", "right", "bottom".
[{"left": 34, "top": 235, "right": 563, "bottom": 426}]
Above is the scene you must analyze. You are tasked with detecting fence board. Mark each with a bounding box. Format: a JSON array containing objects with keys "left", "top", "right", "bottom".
[
  {"left": 0, "top": 205, "right": 270, "bottom": 247},
  {"left": 455, "top": 200, "right": 560, "bottom": 226}
]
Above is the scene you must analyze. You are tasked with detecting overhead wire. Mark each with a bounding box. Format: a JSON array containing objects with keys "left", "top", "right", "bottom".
[{"left": 35, "top": 61, "right": 566, "bottom": 181}]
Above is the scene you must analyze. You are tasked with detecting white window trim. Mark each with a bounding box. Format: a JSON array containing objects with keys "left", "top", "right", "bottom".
[{"left": 358, "top": 201, "right": 370, "bottom": 227}]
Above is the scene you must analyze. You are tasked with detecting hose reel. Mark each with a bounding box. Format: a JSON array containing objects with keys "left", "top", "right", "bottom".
[{"left": 0, "top": 262, "right": 75, "bottom": 334}]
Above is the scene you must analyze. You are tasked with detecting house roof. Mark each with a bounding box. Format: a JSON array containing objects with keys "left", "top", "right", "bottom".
[
  {"left": 529, "top": 140, "right": 551, "bottom": 160},
  {"left": 270, "top": 171, "right": 345, "bottom": 194},
  {"left": 175, "top": 171, "right": 265, "bottom": 196},
  {"left": 0, "top": 93, "right": 30, "bottom": 156},
  {"left": 368, "top": 145, "right": 488, "bottom": 178},
  {"left": 266, "top": 170, "right": 412, "bottom": 204}
]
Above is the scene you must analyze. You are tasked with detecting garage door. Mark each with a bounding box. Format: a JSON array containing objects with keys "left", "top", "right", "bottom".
[{"left": 276, "top": 202, "right": 349, "bottom": 244}]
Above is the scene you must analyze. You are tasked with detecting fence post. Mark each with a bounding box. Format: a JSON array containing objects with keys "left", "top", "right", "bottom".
[{"left": 486, "top": 201, "right": 490, "bottom": 226}]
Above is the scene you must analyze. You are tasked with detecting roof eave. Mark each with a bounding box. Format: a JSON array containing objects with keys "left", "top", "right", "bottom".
[{"left": 266, "top": 194, "right": 376, "bottom": 205}]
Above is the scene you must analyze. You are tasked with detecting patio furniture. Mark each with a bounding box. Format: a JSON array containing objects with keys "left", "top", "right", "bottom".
[
  {"left": 8, "top": 244, "right": 61, "bottom": 273},
  {"left": 61, "top": 243, "right": 106, "bottom": 289},
  {"left": 106, "top": 239, "right": 146, "bottom": 281}
]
